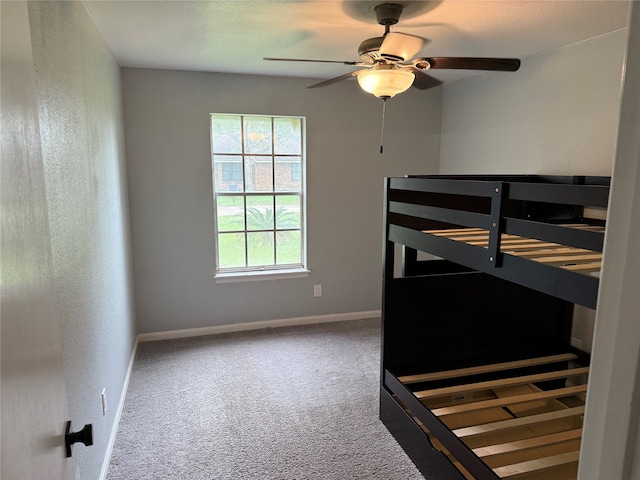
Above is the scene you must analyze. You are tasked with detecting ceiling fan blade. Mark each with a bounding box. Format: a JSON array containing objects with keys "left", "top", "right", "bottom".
[
  {"left": 411, "top": 68, "right": 443, "bottom": 90},
  {"left": 264, "top": 57, "right": 359, "bottom": 66},
  {"left": 307, "top": 71, "right": 362, "bottom": 89},
  {"left": 379, "top": 33, "right": 425, "bottom": 62},
  {"left": 418, "top": 57, "right": 521, "bottom": 72}
]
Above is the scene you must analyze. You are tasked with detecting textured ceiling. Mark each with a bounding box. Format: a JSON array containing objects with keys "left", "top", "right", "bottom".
[{"left": 84, "top": 1, "right": 630, "bottom": 85}]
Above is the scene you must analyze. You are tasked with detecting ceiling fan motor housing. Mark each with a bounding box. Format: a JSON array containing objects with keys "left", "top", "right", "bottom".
[
  {"left": 360, "top": 3, "right": 407, "bottom": 63},
  {"left": 374, "top": 3, "right": 407, "bottom": 61},
  {"left": 374, "top": 3, "right": 403, "bottom": 26},
  {"left": 358, "top": 37, "right": 384, "bottom": 63}
]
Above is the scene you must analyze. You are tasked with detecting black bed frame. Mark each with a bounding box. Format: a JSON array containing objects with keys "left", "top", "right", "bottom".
[{"left": 380, "top": 175, "right": 610, "bottom": 480}]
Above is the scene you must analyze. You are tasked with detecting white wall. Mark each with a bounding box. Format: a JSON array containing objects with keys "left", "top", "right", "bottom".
[
  {"left": 438, "top": 27, "right": 628, "bottom": 352},
  {"left": 122, "top": 68, "right": 441, "bottom": 333},
  {"left": 27, "top": 3, "right": 137, "bottom": 479},
  {"left": 1, "top": 2, "right": 72, "bottom": 478},
  {"left": 437, "top": 12, "right": 638, "bottom": 478},
  {"left": 440, "top": 29, "right": 627, "bottom": 175},
  {"left": 581, "top": 2, "right": 640, "bottom": 477}
]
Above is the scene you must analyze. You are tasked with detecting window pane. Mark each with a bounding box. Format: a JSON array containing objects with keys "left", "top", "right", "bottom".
[
  {"left": 213, "top": 155, "right": 244, "bottom": 192},
  {"left": 274, "top": 156, "right": 301, "bottom": 192},
  {"left": 275, "top": 195, "right": 300, "bottom": 229},
  {"left": 216, "top": 196, "right": 245, "bottom": 232},
  {"left": 221, "top": 163, "right": 242, "bottom": 181},
  {"left": 276, "top": 231, "right": 301, "bottom": 265},
  {"left": 246, "top": 196, "right": 274, "bottom": 231},
  {"left": 244, "top": 117, "right": 272, "bottom": 154},
  {"left": 218, "top": 232, "right": 246, "bottom": 268},
  {"left": 247, "top": 232, "right": 274, "bottom": 266},
  {"left": 274, "top": 117, "right": 301, "bottom": 155},
  {"left": 211, "top": 115, "right": 242, "bottom": 154},
  {"left": 212, "top": 114, "right": 305, "bottom": 274},
  {"left": 244, "top": 156, "right": 273, "bottom": 192}
]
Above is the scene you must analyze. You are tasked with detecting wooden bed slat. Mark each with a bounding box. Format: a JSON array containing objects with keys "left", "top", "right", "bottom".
[
  {"left": 470, "top": 240, "right": 566, "bottom": 250},
  {"left": 422, "top": 226, "right": 604, "bottom": 273},
  {"left": 399, "top": 353, "right": 577, "bottom": 385},
  {"left": 533, "top": 254, "right": 602, "bottom": 265},
  {"left": 563, "top": 262, "right": 602, "bottom": 272},
  {"left": 442, "top": 234, "right": 496, "bottom": 242},
  {"left": 510, "top": 247, "right": 592, "bottom": 258},
  {"left": 414, "top": 367, "right": 589, "bottom": 400},
  {"left": 423, "top": 227, "right": 487, "bottom": 235},
  {"left": 427, "top": 230, "right": 489, "bottom": 238},
  {"left": 492, "top": 450, "right": 580, "bottom": 478},
  {"left": 472, "top": 428, "right": 583, "bottom": 458},
  {"left": 436, "top": 233, "right": 532, "bottom": 243},
  {"left": 500, "top": 242, "right": 565, "bottom": 251},
  {"left": 432, "top": 385, "right": 587, "bottom": 417},
  {"left": 453, "top": 406, "right": 586, "bottom": 439},
  {"left": 489, "top": 238, "right": 555, "bottom": 246}
]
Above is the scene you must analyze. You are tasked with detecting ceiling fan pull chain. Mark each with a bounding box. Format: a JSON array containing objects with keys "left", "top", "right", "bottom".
[{"left": 380, "top": 98, "right": 387, "bottom": 154}]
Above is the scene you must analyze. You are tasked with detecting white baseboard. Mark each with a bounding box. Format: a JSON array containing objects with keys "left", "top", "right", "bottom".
[
  {"left": 99, "top": 337, "right": 138, "bottom": 480},
  {"left": 137, "top": 310, "right": 382, "bottom": 343}
]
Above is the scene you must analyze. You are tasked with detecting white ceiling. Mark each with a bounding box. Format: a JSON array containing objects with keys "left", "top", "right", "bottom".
[{"left": 84, "top": 0, "right": 630, "bottom": 86}]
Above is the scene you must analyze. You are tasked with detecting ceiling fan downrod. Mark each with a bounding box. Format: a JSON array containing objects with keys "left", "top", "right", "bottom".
[{"left": 374, "top": 3, "right": 403, "bottom": 35}]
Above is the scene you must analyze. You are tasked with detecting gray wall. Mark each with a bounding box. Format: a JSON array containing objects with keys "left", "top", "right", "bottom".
[
  {"left": 27, "top": 3, "right": 137, "bottom": 479},
  {"left": 122, "top": 68, "right": 442, "bottom": 334}
]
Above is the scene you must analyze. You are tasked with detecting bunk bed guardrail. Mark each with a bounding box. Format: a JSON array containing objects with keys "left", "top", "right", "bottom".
[{"left": 384, "top": 175, "right": 610, "bottom": 309}]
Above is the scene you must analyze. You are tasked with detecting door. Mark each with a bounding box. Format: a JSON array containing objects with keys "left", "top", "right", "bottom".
[{"left": 1, "top": 2, "right": 73, "bottom": 479}]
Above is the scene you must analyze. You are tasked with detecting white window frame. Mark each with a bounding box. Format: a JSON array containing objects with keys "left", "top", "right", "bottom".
[{"left": 210, "top": 113, "right": 309, "bottom": 283}]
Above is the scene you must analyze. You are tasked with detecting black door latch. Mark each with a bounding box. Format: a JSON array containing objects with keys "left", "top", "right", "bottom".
[{"left": 65, "top": 421, "right": 93, "bottom": 457}]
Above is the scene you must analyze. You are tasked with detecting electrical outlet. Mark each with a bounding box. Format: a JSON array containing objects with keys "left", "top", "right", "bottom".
[
  {"left": 313, "top": 284, "right": 322, "bottom": 297},
  {"left": 571, "top": 337, "right": 583, "bottom": 350},
  {"left": 101, "top": 388, "right": 107, "bottom": 416}
]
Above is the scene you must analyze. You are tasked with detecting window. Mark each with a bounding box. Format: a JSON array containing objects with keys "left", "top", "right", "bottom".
[{"left": 211, "top": 114, "right": 307, "bottom": 280}]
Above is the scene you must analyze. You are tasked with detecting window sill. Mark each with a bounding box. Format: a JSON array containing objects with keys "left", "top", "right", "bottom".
[{"left": 214, "top": 268, "right": 311, "bottom": 283}]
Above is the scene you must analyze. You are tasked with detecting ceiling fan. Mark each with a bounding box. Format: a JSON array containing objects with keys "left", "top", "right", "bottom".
[{"left": 264, "top": 2, "right": 521, "bottom": 100}]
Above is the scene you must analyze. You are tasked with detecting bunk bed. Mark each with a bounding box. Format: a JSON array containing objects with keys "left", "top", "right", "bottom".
[{"left": 380, "top": 175, "right": 610, "bottom": 480}]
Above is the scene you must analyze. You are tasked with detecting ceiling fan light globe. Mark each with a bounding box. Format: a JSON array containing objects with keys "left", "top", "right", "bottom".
[{"left": 357, "top": 68, "right": 415, "bottom": 99}]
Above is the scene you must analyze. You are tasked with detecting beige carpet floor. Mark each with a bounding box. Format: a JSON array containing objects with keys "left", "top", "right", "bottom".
[{"left": 107, "top": 318, "right": 424, "bottom": 479}]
